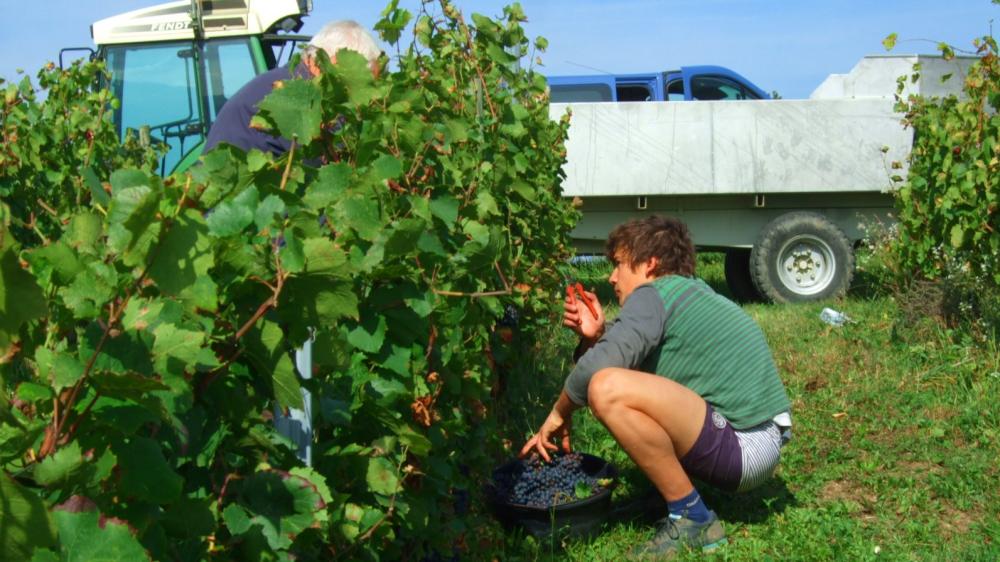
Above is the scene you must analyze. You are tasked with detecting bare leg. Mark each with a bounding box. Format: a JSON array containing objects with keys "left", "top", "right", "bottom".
[{"left": 587, "top": 367, "right": 706, "bottom": 501}]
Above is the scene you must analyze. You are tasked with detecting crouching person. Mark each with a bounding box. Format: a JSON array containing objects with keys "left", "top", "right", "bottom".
[{"left": 521, "top": 215, "right": 792, "bottom": 558}]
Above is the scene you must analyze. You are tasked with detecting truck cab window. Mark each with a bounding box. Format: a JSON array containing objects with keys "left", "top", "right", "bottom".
[
  {"left": 105, "top": 42, "right": 204, "bottom": 174},
  {"left": 666, "top": 79, "right": 685, "bottom": 101},
  {"left": 691, "top": 75, "right": 753, "bottom": 101},
  {"left": 617, "top": 84, "right": 652, "bottom": 102},
  {"left": 549, "top": 83, "right": 614, "bottom": 103}
]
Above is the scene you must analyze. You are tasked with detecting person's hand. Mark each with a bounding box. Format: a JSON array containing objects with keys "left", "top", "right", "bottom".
[
  {"left": 519, "top": 409, "right": 572, "bottom": 463},
  {"left": 563, "top": 287, "right": 605, "bottom": 342}
]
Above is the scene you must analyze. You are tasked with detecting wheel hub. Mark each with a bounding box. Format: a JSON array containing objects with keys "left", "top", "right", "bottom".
[{"left": 776, "top": 236, "right": 836, "bottom": 296}]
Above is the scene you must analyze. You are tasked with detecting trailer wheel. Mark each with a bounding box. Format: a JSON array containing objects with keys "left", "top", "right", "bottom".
[
  {"left": 750, "top": 212, "right": 854, "bottom": 303},
  {"left": 724, "top": 249, "right": 763, "bottom": 303}
]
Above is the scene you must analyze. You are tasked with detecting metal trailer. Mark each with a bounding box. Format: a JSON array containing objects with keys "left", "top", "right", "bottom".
[{"left": 551, "top": 55, "right": 974, "bottom": 303}]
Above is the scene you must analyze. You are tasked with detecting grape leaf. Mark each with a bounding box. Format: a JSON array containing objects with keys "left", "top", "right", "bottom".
[
  {"left": 304, "top": 163, "right": 352, "bottom": 210},
  {"left": 347, "top": 314, "right": 387, "bottom": 354},
  {"left": 366, "top": 457, "right": 400, "bottom": 496},
  {"left": 207, "top": 185, "right": 259, "bottom": 237},
  {"left": 0, "top": 474, "right": 57, "bottom": 560},
  {"left": 51, "top": 508, "right": 151, "bottom": 561},
  {"left": 273, "top": 353, "right": 304, "bottom": 411},
  {"left": 152, "top": 324, "right": 208, "bottom": 377},
  {"left": 106, "top": 184, "right": 161, "bottom": 266},
  {"left": 258, "top": 78, "right": 322, "bottom": 142},
  {"left": 148, "top": 210, "right": 214, "bottom": 302},
  {"left": 115, "top": 437, "right": 182, "bottom": 504},
  {"left": 0, "top": 242, "right": 46, "bottom": 354},
  {"left": 334, "top": 49, "right": 380, "bottom": 106},
  {"left": 34, "top": 441, "right": 85, "bottom": 487}
]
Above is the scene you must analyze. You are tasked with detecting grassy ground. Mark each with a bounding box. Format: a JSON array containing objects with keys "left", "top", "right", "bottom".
[{"left": 489, "top": 253, "right": 1000, "bottom": 561}]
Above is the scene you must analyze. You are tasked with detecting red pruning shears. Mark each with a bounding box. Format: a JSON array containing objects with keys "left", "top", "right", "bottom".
[{"left": 566, "top": 282, "right": 598, "bottom": 319}]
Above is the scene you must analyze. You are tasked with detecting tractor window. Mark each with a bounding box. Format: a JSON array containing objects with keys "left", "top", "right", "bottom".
[
  {"left": 205, "top": 38, "right": 258, "bottom": 121},
  {"left": 105, "top": 42, "right": 203, "bottom": 174}
]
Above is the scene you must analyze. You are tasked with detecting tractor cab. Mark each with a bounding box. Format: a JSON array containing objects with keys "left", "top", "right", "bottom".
[{"left": 84, "top": 0, "right": 312, "bottom": 174}]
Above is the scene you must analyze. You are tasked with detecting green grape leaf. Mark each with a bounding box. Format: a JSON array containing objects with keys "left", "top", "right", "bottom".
[
  {"left": 281, "top": 276, "right": 359, "bottom": 328},
  {"left": 57, "top": 262, "right": 116, "bottom": 320},
  {"left": 384, "top": 218, "right": 426, "bottom": 259},
  {"left": 334, "top": 49, "right": 380, "bottom": 106},
  {"left": 89, "top": 371, "right": 170, "bottom": 402},
  {"left": 240, "top": 470, "right": 328, "bottom": 550},
  {"left": 333, "top": 191, "right": 382, "bottom": 241},
  {"left": 372, "top": 154, "right": 403, "bottom": 181},
  {"left": 347, "top": 314, "right": 387, "bottom": 354},
  {"left": 258, "top": 78, "right": 322, "bottom": 142},
  {"left": 303, "top": 163, "right": 352, "bottom": 210},
  {"left": 366, "top": 457, "right": 400, "bottom": 496},
  {"left": 302, "top": 238, "right": 349, "bottom": 276},
  {"left": 152, "top": 324, "right": 208, "bottom": 377},
  {"left": 82, "top": 166, "right": 110, "bottom": 207},
  {"left": 15, "top": 382, "right": 53, "bottom": 403},
  {"left": 429, "top": 197, "right": 460, "bottom": 225},
  {"left": 222, "top": 504, "right": 252, "bottom": 535},
  {"left": 115, "top": 437, "right": 183, "bottom": 504},
  {"left": 64, "top": 212, "right": 103, "bottom": 253},
  {"left": 34, "top": 441, "right": 85, "bottom": 487},
  {"left": 950, "top": 224, "right": 966, "bottom": 248},
  {"left": 161, "top": 497, "right": 216, "bottom": 539},
  {"left": 121, "top": 298, "right": 165, "bottom": 332},
  {"left": 0, "top": 243, "right": 46, "bottom": 354},
  {"left": 148, "top": 210, "right": 214, "bottom": 301},
  {"left": 106, "top": 184, "right": 161, "bottom": 265},
  {"left": 49, "top": 351, "right": 85, "bottom": 391},
  {"left": 416, "top": 231, "right": 446, "bottom": 257},
  {"left": 51, "top": 508, "right": 151, "bottom": 562},
  {"left": 280, "top": 228, "right": 306, "bottom": 274},
  {"left": 207, "top": 185, "right": 259, "bottom": 237},
  {"left": 28, "top": 241, "right": 83, "bottom": 286},
  {"left": 273, "top": 353, "right": 304, "bottom": 411},
  {"left": 882, "top": 33, "right": 898, "bottom": 51},
  {"left": 0, "top": 474, "right": 57, "bottom": 560},
  {"left": 254, "top": 194, "right": 286, "bottom": 231}
]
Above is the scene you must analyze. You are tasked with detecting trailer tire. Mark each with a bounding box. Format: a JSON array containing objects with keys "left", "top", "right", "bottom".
[
  {"left": 750, "top": 212, "right": 854, "bottom": 303},
  {"left": 724, "top": 249, "right": 763, "bottom": 303}
]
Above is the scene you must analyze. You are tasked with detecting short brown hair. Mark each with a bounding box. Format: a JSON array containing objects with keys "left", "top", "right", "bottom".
[{"left": 605, "top": 215, "right": 696, "bottom": 277}]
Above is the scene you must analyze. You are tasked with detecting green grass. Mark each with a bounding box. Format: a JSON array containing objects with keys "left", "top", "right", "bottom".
[{"left": 487, "top": 253, "right": 1000, "bottom": 561}]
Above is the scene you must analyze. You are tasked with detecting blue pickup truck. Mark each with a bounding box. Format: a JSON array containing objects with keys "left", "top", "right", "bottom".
[{"left": 547, "top": 66, "right": 769, "bottom": 103}]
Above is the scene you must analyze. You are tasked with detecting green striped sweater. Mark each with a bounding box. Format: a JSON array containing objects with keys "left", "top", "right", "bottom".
[{"left": 563, "top": 275, "right": 790, "bottom": 429}]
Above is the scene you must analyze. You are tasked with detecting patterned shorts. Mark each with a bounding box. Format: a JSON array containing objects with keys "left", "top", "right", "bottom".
[{"left": 679, "top": 404, "right": 787, "bottom": 492}]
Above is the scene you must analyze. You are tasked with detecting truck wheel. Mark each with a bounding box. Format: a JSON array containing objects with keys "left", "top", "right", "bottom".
[
  {"left": 724, "top": 249, "right": 763, "bottom": 303},
  {"left": 750, "top": 212, "right": 854, "bottom": 303}
]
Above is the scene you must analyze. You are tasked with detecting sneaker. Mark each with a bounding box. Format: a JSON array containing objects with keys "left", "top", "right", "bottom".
[{"left": 629, "top": 511, "right": 727, "bottom": 560}]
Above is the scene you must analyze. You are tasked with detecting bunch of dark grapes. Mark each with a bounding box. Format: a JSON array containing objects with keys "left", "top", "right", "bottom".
[
  {"left": 499, "top": 305, "right": 520, "bottom": 328},
  {"left": 495, "top": 452, "right": 603, "bottom": 508}
]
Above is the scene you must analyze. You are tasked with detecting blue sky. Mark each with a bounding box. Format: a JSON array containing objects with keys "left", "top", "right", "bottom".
[{"left": 0, "top": 1, "right": 997, "bottom": 98}]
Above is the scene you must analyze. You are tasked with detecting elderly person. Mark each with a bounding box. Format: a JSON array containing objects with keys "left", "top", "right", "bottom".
[
  {"left": 204, "top": 19, "right": 381, "bottom": 155},
  {"left": 203, "top": 21, "right": 380, "bottom": 466},
  {"left": 521, "top": 215, "right": 792, "bottom": 558}
]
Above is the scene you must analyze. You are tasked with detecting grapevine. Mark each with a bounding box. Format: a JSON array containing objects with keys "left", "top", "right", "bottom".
[{"left": 0, "top": 1, "right": 578, "bottom": 560}]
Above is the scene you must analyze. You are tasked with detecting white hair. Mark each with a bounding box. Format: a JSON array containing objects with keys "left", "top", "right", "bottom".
[{"left": 307, "top": 20, "right": 381, "bottom": 63}]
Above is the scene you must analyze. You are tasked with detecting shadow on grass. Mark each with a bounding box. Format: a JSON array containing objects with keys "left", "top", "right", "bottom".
[
  {"left": 701, "top": 476, "right": 798, "bottom": 524},
  {"left": 609, "top": 474, "right": 797, "bottom": 527}
]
